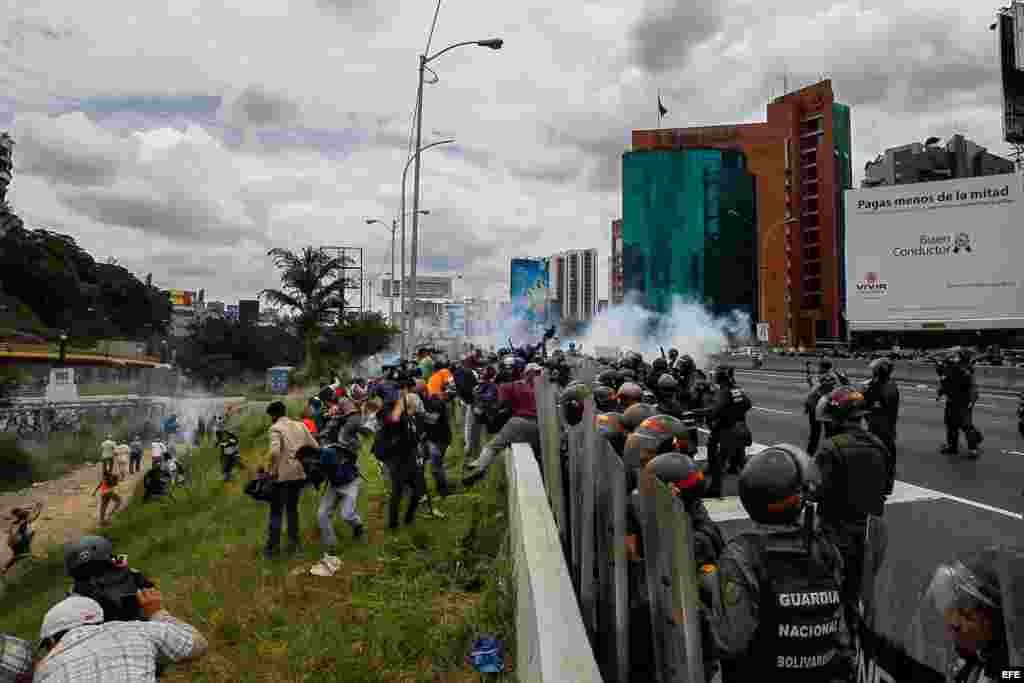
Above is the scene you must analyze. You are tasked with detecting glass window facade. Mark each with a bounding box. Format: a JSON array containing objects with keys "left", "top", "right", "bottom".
[{"left": 622, "top": 149, "right": 757, "bottom": 318}]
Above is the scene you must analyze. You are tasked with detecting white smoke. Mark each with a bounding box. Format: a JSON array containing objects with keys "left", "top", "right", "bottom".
[{"left": 569, "top": 293, "right": 752, "bottom": 368}]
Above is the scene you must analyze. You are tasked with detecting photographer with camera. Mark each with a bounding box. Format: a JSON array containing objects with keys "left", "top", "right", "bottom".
[
  {"left": 371, "top": 379, "right": 425, "bottom": 529},
  {"left": 34, "top": 591, "right": 208, "bottom": 681}
]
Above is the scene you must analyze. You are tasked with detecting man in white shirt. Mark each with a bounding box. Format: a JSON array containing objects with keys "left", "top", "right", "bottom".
[{"left": 99, "top": 435, "right": 116, "bottom": 475}]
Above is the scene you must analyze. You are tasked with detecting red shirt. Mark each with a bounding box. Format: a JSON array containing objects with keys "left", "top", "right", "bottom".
[{"left": 498, "top": 380, "right": 537, "bottom": 419}]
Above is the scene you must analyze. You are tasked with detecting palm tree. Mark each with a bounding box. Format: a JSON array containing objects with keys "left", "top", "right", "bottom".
[{"left": 260, "top": 247, "right": 351, "bottom": 367}]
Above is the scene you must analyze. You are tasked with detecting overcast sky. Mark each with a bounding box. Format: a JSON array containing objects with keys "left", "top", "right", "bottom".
[{"left": 0, "top": 0, "right": 1010, "bottom": 309}]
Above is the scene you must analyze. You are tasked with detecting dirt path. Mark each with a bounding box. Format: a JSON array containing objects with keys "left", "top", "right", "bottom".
[{"left": 0, "top": 455, "right": 150, "bottom": 569}]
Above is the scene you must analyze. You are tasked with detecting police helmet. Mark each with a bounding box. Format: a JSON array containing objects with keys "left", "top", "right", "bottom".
[
  {"left": 621, "top": 403, "right": 657, "bottom": 431},
  {"left": 642, "top": 390, "right": 658, "bottom": 405},
  {"left": 64, "top": 535, "right": 113, "bottom": 578},
  {"left": 593, "top": 385, "right": 618, "bottom": 412},
  {"left": 738, "top": 444, "right": 817, "bottom": 524},
  {"left": 869, "top": 358, "right": 893, "bottom": 380},
  {"left": 714, "top": 364, "right": 734, "bottom": 385},
  {"left": 617, "top": 382, "right": 644, "bottom": 405},
  {"left": 559, "top": 383, "right": 589, "bottom": 427},
  {"left": 656, "top": 373, "right": 679, "bottom": 392},
  {"left": 668, "top": 348, "right": 679, "bottom": 361},
  {"left": 821, "top": 387, "right": 868, "bottom": 424},
  {"left": 595, "top": 412, "right": 626, "bottom": 438},
  {"left": 648, "top": 452, "right": 705, "bottom": 499},
  {"left": 596, "top": 369, "right": 620, "bottom": 389}
]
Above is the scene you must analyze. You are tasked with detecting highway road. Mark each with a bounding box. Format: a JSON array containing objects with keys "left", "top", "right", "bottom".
[{"left": 696, "top": 369, "right": 1022, "bottom": 670}]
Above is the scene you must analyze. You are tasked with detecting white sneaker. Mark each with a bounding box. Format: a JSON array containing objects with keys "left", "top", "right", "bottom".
[
  {"left": 310, "top": 559, "right": 335, "bottom": 577},
  {"left": 324, "top": 554, "right": 341, "bottom": 572}
]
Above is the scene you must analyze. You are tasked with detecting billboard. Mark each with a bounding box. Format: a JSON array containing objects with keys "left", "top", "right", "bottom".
[
  {"left": 168, "top": 289, "right": 195, "bottom": 306},
  {"left": 446, "top": 304, "right": 466, "bottom": 337},
  {"left": 381, "top": 276, "right": 453, "bottom": 299},
  {"left": 845, "top": 174, "right": 1024, "bottom": 331},
  {"left": 510, "top": 258, "right": 549, "bottom": 324}
]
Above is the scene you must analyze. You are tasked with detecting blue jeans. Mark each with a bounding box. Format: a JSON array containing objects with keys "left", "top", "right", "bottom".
[
  {"left": 266, "top": 480, "right": 304, "bottom": 554},
  {"left": 423, "top": 441, "right": 450, "bottom": 496}
]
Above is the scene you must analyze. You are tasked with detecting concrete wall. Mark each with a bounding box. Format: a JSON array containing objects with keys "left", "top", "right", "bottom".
[{"left": 506, "top": 443, "right": 603, "bottom": 683}]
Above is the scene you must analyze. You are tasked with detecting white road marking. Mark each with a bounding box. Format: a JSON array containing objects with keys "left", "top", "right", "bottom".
[
  {"left": 753, "top": 406, "right": 800, "bottom": 416},
  {"left": 705, "top": 438, "right": 1024, "bottom": 522},
  {"left": 1000, "top": 450, "right": 1024, "bottom": 457}
]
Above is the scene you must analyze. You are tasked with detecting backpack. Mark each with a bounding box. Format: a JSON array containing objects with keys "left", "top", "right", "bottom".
[
  {"left": 320, "top": 446, "right": 359, "bottom": 487},
  {"left": 473, "top": 383, "right": 508, "bottom": 433},
  {"left": 296, "top": 445, "right": 326, "bottom": 489}
]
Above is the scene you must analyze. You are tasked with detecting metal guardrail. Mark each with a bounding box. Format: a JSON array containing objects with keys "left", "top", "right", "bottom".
[
  {"left": 748, "top": 354, "right": 1024, "bottom": 392},
  {"left": 0, "top": 342, "right": 161, "bottom": 364}
]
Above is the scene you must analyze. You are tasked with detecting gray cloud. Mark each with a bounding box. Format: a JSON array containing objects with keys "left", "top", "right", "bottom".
[
  {"left": 61, "top": 188, "right": 247, "bottom": 245},
  {"left": 12, "top": 112, "right": 134, "bottom": 187},
  {"left": 506, "top": 157, "right": 582, "bottom": 185},
  {"left": 222, "top": 86, "right": 300, "bottom": 128},
  {"left": 628, "top": 1, "right": 724, "bottom": 73}
]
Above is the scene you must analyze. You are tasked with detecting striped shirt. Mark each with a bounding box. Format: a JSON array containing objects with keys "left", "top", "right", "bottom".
[{"left": 34, "top": 612, "right": 206, "bottom": 682}]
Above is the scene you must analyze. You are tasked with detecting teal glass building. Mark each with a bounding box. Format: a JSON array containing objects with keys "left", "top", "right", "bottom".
[{"left": 621, "top": 148, "right": 758, "bottom": 319}]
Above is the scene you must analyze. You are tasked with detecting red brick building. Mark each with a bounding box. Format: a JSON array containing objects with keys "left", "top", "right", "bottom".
[{"left": 631, "top": 80, "right": 852, "bottom": 348}]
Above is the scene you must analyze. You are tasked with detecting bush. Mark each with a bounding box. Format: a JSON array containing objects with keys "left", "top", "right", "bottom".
[{"left": 0, "top": 434, "right": 35, "bottom": 491}]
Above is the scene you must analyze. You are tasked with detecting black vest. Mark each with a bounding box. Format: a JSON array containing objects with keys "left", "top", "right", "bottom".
[{"left": 728, "top": 531, "right": 845, "bottom": 682}]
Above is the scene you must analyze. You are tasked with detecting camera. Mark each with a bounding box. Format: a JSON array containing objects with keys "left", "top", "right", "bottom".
[{"left": 381, "top": 361, "right": 418, "bottom": 388}]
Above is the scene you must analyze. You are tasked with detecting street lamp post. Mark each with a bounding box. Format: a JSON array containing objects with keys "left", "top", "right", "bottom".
[
  {"left": 408, "top": 37, "right": 503, "bottom": 360},
  {"left": 368, "top": 211, "right": 429, "bottom": 332},
  {"left": 400, "top": 143, "right": 452, "bottom": 359}
]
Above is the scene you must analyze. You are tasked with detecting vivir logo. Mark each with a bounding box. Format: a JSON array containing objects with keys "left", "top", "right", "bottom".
[{"left": 856, "top": 272, "right": 889, "bottom": 294}]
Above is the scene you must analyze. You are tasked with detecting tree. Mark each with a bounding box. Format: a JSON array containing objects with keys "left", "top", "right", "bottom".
[
  {"left": 0, "top": 220, "right": 171, "bottom": 342},
  {"left": 320, "top": 313, "right": 398, "bottom": 359},
  {"left": 175, "top": 316, "right": 302, "bottom": 386},
  {"left": 260, "top": 247, "right": 350, "bottom": 369}
]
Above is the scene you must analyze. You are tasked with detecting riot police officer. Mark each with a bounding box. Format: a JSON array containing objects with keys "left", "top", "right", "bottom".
[
  {"left": 667, "top": 347, "right": 680, "bottom": 367},
  {"left": 938, "top": 349, "right": 983, "bottom": 459},
  {"left": 648, "top": 452, "right": 725, "bottom": 682},
  {"left": 805, "top": 373, "right": 839, "bottom": 456},
  {"left": 596, "top": 368, "right": 621, "bottom": 392},
  {"left": 814, "top": 387, "right": 889, "bottom": 634},
  {"left": 617, "top": 381, "right": 645, "bottom": 411},
  {"left": 673, "top": 354, "right": 698, "bottom": 407},
  {"left": 706, "top": 445, "right": 852, "bottom": 682},
  {"left": 705, "top": 365, "right": 753, "bottom": 498},
  {"left": 593, "top": 384, "right": 619, "bottom": 413},
  {"left": 647, "top": 357, "right": 669, "bottom": 392},
  {"left": 863, "top": 358, "right": 900, "bottom": 494},
  {"left": 655, "top": 373, "right": 685, "bottom": 418}
]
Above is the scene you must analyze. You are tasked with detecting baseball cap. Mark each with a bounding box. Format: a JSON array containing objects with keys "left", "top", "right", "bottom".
[{"left": 39, "top": 596, "right": 104, "bottom": 642}]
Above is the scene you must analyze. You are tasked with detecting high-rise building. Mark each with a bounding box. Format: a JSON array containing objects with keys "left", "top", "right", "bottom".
[
  {"left": 997, "top": 2, "right": 1024, "bottom": 144},
  {"left": 0, "top": 133, "right": 13, "bottom": 205},
  {"left": 622, "top": 149, "right": 758, "bottom": 319},
  {"left": 610, "top": 219, "right": 624, "bottom": 306},
  {"left": 631, "top": 79, "right": 853, "bottom": 347},
  {"left": 550, "top": 249, "right": 599, "bottom": 322},
  {"left": 862, "top": 135, "right": 1014, "bottom": 187}
]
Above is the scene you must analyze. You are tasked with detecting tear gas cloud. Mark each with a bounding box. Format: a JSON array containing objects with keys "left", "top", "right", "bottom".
[
  {"left": 571, "top": 294, "right": 751, "bottom": 368},
  {"left": 464, "top": 293, "right": 751, "bottom": 369}
]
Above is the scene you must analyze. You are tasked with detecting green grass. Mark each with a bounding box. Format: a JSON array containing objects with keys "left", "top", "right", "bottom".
[{"left": 0, "top": 400, "right": 517, "bottom": 682}]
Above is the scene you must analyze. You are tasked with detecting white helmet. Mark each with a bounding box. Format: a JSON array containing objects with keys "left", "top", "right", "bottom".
[{"left": 39, "top": 596, "right": 104, "bottom": 642}]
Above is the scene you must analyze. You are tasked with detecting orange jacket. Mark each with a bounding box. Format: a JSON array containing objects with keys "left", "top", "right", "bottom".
[{"left": 427, "top": 368, "right": 453, "bottom": 396}]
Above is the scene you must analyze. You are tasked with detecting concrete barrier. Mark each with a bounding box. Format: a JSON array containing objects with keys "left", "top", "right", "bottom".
[
  {"left": 749, "top": 355, "right": 1024, "bottom": 392},
  {"left": 507, "top": 443, "right": 603, "bottom": 683}
]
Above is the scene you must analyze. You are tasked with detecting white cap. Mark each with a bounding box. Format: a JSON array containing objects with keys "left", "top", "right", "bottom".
[{"left": 39, "top": 596, "right": 104, "bottom": 642}]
